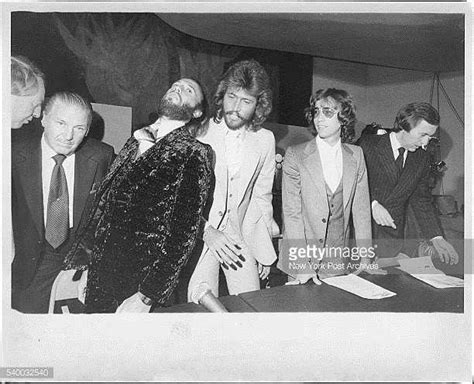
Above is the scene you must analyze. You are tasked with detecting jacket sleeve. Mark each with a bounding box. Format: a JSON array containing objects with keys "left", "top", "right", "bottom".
[
  {"left": 281, "top": 145, "right": 305, "bottom": 241},
  {"left": 253, "top": 132, "right": 276, "bottom": 233},
  {"left": 138, "top": 145, "right": 213, "bottom": 304},
  {"left": 407, "top": 156, "right": 443, "bottom": 239},
  {"left": 63, "top": 138, "right": 131, "bottom": 270},
  {"left": 351, "top": 147, "right": 372, "bottom": 249},
  {"left": 278, "top": 145, "right": 309, "bottom": 277}
]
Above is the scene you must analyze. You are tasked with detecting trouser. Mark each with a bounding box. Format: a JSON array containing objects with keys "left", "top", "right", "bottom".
[
  {"left": 12, "top": 250, "right": 64, "bottom": 314},
  {"left": 187, "top": 245, "right": 260, "bottom": 301}
]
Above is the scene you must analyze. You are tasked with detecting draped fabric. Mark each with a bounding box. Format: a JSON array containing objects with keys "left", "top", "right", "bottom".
[{"left": 53, "top": 13, "right": 243, "bottom": 129}]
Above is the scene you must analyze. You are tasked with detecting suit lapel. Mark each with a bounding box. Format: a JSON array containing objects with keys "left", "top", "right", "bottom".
[
  {"left": 302, "top": 139, "right": 328, "bottom": 208},
  {"left": 96, "top": 137, "right": 137, "bottom": 198},
  {"left": 16, "top": 137, "right": 44, "bottom": 237},
  {"left": 212, "top": 124, "right": 229, "bottom": 199},
  {"left": 73, "top": 144, "right": 98, "bottom": 232},
  {"left": 239, "top": 130, "right": 260, "bottom": 205},
  {"left": 199, "top": 122, "right": 229, "bottom": 206},
  {"left": 341, "top": 144, "right": 356, "bottom": 209},
  {"left": 394, "top": 148, "right": 421, "bottom": 194},
  {"left": 376, "top": 134, "right": 398, "bottom": 186}
]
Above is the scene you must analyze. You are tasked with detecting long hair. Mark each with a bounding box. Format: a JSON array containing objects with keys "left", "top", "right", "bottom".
[
  {"left": 213, "top": 59, "right": 272, "bottom": 131},
  {"left": 305, "top": 88, "right": 356, "bottom": 143},
  {"left": 184, "top": 78, "right": 209, "bottom": 137},
  {"left": 393, "top": 102, "right": 440, "bottom": 132}
]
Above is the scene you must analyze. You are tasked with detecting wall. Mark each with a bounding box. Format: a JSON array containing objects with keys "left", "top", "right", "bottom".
[
  {"left": 312, "top": 57, "right": 370, "bottom": 135},
  {"left": 312, "top": 58, "right": 465, "bottom": 206}
]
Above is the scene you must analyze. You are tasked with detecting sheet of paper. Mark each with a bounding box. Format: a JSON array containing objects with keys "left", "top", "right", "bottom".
[
  {"left": 409, "top": 273, "right": 464, "bottom": 289},
  {"left": 398, "top": 256, "right": 464, "bottom": 288},
  {"left": 322, "top": 274, "right": 396, "bottom": 300},
  {"left": 398, "top": 256, "right": 440, "bottom": 274}
]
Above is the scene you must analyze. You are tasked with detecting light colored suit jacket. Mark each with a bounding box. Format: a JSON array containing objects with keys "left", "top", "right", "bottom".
[
  {"left": 198, "top": 120, "right": 277, "bottom": 266},
  {"left": 279, "top": 138, "right": 372, "bottom": 267}
]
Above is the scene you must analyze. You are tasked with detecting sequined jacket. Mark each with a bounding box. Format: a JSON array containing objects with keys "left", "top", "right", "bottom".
[{"left": 64, "top": 126, "right": 213, "bottom": 313}]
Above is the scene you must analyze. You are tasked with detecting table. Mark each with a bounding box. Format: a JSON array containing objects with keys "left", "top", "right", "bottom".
[
  {"left": 155, "top": 293, "right": 256, "bottom": 313},
  {"left": 153, "top": 270, "right": 463, "bottom": 313}
]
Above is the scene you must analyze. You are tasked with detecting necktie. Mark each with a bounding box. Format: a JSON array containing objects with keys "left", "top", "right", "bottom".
[
  {"left": 45, "top": 154, "right": 69, "bottom": 249},
  {"left": 395, "top": 147, "right": 406, "bottom": 177},
  {"left": 134, "top": 126, "right": 159, "bottom": 156}
]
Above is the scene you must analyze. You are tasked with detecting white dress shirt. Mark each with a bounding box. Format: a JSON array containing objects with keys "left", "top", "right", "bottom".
[
  {"left": 316, "top": 135, "right": 343, "bottom": 193},
  {"left": 136, "top": 118, "right": 187, "bottom": 156},
  {"left": 224, "top": 126, "right": 246, "bottom": 177},
  {"left": 41, "top": 135, "right": 75, "bottom": 228},
  {"left": 389, "top": 131, "right": 408, "bottom": 166}
]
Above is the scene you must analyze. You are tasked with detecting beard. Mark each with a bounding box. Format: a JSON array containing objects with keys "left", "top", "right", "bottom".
[
  {"left": 158, "top": 97, "right": 195, "bottom": 121},
  {"left": 223, "top": 111, "right": 252, "bottom": 130}
]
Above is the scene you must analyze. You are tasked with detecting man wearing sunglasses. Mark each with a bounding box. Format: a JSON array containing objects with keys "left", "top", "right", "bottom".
[
  {"left": 358, "top": 102, "right": 458, "bottom": 265},
  {"left": 278, "top": 88, "right": 382, "bottom": 284}
]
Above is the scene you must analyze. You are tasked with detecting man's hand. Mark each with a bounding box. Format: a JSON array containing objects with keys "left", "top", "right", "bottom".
[
  {"left": 431, "top": 237, "right": 459, "bottom": 265},
  {"left": 258, "top": 263, "right": 270, "bottom": 280},
  {"left": 116, "top": 292, "right": 152, "bottom": 313},
  {"left": 203, "top": 226, "right": 243, "bottom": 269},
  {"left": 270, "top": 220, "right": 281, "bottom": 237},
  {"left": 372, "top": 201, "right": 396, "bottom": 229}
]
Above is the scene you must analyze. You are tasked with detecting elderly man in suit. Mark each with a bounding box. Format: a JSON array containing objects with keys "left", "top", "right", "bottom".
[
  {"left": 187, "top": 59, "right": 278, "bottom": 299},
  {"left": 11, "top": 55, "right": 45, "bottom": 130},
  {"left": 358, "top": 102, "right": 458, "bottom": 264},
  {"left": 12, "top": 92, "right": 114, "bottom": 313},
  {"left": 278, "top": 88, "right": 382, "bottom": 283},
  {"left": 11, "top": 55, "right": 46, "bottom": 138},
  {"left": 65, "top": 78, "right": 213, "bottom": 313}
]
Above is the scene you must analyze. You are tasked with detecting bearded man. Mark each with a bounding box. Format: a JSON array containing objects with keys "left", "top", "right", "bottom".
[
  {"left": 65, "top": 78, "right": 214, "bottom": 313},
  {"left": 187, "top": 60, "right": 278, "bottom": 299}
]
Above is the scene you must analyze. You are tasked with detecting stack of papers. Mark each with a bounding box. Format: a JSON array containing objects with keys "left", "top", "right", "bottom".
[
  {"left": 398, "top": 256, "right": 464, "bottom": 289},
  {"left": 323, "top": 274, "right": 396, "bottom": 299}
]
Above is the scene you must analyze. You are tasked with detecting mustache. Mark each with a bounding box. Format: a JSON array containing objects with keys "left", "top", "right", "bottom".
[{"left": 225, "top": 111, "right": 244, "bottom": 120}]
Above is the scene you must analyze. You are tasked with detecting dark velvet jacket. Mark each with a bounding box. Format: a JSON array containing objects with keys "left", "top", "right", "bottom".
[{"left": 64, "top": 126, "right": 213, "bottom": 313}]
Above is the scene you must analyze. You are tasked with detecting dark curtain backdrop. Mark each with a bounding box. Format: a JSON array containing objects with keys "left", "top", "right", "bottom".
[{"left": 11, "top": 12, "right": 312, "bottom": 130}]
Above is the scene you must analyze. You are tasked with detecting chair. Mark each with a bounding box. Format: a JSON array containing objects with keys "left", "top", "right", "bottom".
[{"left": 48, "top": 269, "right": 87, "bottom": 313}]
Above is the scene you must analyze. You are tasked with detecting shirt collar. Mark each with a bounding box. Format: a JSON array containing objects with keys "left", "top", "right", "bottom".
[
  {"left": 316, "top": 134, "right": 341, "bottom": 153},
  {"left": 149, "top": 117, "right": 186, "bottom": 139},
  {"left": 41, "top": 134, "right": 58, "bottom": 159},
  {"left": 389, "top": 131, "right": 403, "bottom": 152},
  {"left": 225, "top": 125, "right": 246, "bottom": 140}
]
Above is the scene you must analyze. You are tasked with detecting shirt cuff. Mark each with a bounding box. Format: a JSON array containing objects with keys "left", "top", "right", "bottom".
[
  {"left": 371, "top": 200, "right": 379, "bottom": 209},
  {"left": 431, "top": 236, "right": 443, "bottom": 241}
]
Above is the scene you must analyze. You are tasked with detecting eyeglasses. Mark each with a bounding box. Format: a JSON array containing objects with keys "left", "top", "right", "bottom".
[{"left": 313, "top": 107, "right": 338, "bottom": 119}]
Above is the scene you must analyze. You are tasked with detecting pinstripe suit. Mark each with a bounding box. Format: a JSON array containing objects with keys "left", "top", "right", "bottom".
[{"left": 358, "top": 133, "right": 442, "bottom": 258}]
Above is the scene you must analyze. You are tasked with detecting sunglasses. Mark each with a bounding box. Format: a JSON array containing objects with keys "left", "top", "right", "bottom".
[{"left": 313, "top": 107, "right": 338, "bottom": 119}]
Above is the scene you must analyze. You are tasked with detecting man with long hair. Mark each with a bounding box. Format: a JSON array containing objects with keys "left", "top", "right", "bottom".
[
  {"left": 64, "top": 78, "right": 214, "bottom": 313},
  {"left": 188, "top": 60, "right": 278, "bottom": 299},
  {"left": 278, "top": 88, "right": 383, "bottom": 283}
]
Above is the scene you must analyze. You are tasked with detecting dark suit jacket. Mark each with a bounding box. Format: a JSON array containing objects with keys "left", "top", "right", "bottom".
[
  {"left": 358, "top": 134, "right": 442, "bottom": 256},
  {"left": 64, "top": 126, "right": 214, "bottom": 313},
  {"left": 11, "top": 134, "right": 114, "bottom": 291}
]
